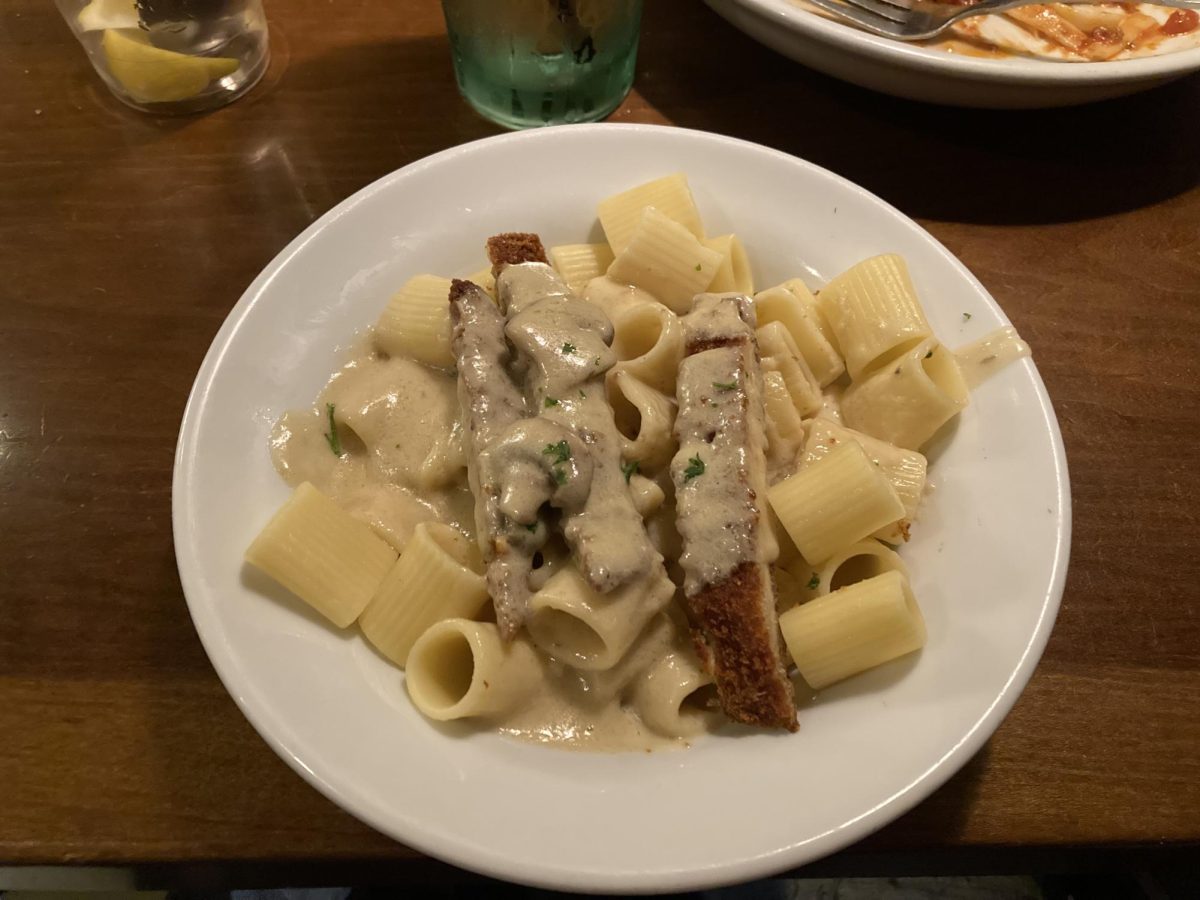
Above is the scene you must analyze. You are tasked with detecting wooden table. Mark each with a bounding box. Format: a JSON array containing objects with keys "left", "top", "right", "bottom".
[{"left": 3, "top": 0, "right": 1198, "bottom": 887}]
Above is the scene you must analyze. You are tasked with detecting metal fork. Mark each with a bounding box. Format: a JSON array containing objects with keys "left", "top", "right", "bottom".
[{"left": 804, "top": 0, "right": 1200, "bottom": 41}]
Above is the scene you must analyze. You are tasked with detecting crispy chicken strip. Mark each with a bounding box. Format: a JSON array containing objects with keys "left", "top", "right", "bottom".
[
  {"left": 671, "top": 294, "right": 798, "bottom": 732},
  {"left": 449, "top": 278, "right": 540, "bottom": 639},
  {"left": 488, "top": 235, "right": 659, "bottom": 593}
]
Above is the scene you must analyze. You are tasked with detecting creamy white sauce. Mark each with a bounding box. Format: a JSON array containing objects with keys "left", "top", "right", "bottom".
[
  {"left": 497, "top": 617, "right": 696, "bottom": 752},
  {"left": 500, "top": 264, "right": 659, "bottom": 593},
  {"left": 271, "top": 340, "right": 474, "bottom": 550},
  {"left": 954, "top": 326, "right": 1032, "bottom": 389}
]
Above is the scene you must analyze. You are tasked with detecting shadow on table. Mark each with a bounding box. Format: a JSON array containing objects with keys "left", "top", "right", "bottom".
[{"left": 636, "top": 4, "right": 1200, "bottom": 226}]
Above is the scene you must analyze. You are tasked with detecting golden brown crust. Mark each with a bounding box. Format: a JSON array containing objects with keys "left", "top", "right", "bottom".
[
  {"left": 486, "top": 232, "right": 548, "bottom": 270},
  {"left": 688, "top": 562, "right": 798, "bottom": 732},
  {"left": 448, "top": 277, "right": 476, "bottom": 305}
]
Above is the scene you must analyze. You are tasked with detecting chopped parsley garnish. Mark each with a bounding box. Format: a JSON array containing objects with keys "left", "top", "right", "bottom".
[
  {"left": 323, "top": 403, "right": 342, "bottom": 456},
  {"left": 523, "top": 522, "right": 538, "bottom": 533},
  {"left": 542, "top": 440, "right": 571, "bottom": 464},
  {"left": 683, "top": 454, "right": 705, "bottom": 482},
  {"left": 962, "top": 312, "right": 972, "bottom": 322},
  {"left": 561, "top": 342, "right": 576, "bottom": 354},
  {"left": 694, "top": 263, "right": 702, "bottom": 271},
  {"left": 578, "top": 389, "right": 587, "bottom": 400},
  {"left": 713, "top": 380, "right": 737, "bottom": 391},
  {"left": 553, "top": 467, "right": 568, "bottom": 486},
  {"left": 544, "top": 396, "right": 560, "bottom": 408},
  {"left": 621, "top": 459, "right": 640, "bottom": 483},
  {"left": 807, "top": 572, "right": 820, "bottom": 590}
]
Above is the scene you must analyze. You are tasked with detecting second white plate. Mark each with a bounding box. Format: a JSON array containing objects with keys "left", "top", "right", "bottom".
[
  {"left": 706, "top": 0, "right": 1200, "bottom": 107},
  {"left": 173, "top": 124, "right": 1070, "bottom": 892}
]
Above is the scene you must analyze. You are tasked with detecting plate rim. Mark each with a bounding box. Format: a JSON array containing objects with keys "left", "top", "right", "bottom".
[
  {"left": 172, "top": 123, "right": 1072, "bottom": 892},
  {"left": 710, "top": 0, "right": 1200, "bottom": 82}
]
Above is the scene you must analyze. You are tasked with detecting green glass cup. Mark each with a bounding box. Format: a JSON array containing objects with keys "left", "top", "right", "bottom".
[{"left": 441, "top": 0, "right": 643, "bottom": 130}]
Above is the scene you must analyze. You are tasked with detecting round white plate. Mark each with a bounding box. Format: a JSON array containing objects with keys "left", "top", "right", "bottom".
[
  {"left": 174, "top": 124, "right": 1070, "bottom": 892},
  {"left": 705, "top": 0, "right": 1200, "bottom": 107}
]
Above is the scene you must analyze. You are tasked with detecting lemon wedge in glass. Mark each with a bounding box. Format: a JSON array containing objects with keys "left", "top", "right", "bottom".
[
  {"left": 102, "top": 29, "right": 239, "bottom": 103},
  {"left": 78, "top": 0, "right": 139, "bottom": 32}
]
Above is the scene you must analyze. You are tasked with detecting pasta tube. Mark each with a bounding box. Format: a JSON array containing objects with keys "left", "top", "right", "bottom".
[
  {"left": 631, "top": 648, "right": 720, "bottom": 739},
  {"left": 818, "top": 254, "right": 932, "bottom": 380},
  {"left": 767, "top": 440, "right": 905, "bottom": 564},
  {"left": 840, "top": 339, "right": 969, "bottom": 450},
  {"left": 610, "top": 301, "right": 685, "bottom": 394},
  {"left": 779, "top": 571, "right": 926, "bottom": 689},
  {"left": 526, "top": 566, "right": 674, "bottom": 671},
  {"left": 550, "top": 242, "right": 615, "bottom": 294},
  {"left": 754, "top": 283, "right": 844, "bottom": 386},
  {"left": 607, "top": 368, "right": 678, "bottom": 472},
  {"left": 375, "top": 274, "right": 455, "bottom": 368},
  {"left": 597, "top": 172, "right": 705, "bottom": 254},
  {"left": 757, "top": 321, "right": 822, "bottom": 417},
  {"left": 244, "top": 482, "right": 398, "bottom": 628},
  {"left": 405, "top": 619, "right": 543, "bottom": 720},
  {"left": 704, "top": 234, "right": 754, "bottom": 294},
  {"left": 359, "top": 522, "right": 489, "bottom": 668},
  {"left": 607, "top": 208, "right": 722, "bottom": 313},
  {"left": 803, "top": 418, "right": 927, "bottom": 543}
]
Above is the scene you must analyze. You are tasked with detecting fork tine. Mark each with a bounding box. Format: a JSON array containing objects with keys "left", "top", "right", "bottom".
[
  {"left": 839, "top": 0, "right": 910, "bottom": 24},
  {"left": 805, "top": 0, "right": 906, "bottom": 32}
]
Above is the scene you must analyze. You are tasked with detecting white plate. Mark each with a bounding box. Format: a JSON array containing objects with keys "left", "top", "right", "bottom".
[
  {"left": 706, "top": 0, "right": 1200, "bottom": 107},
  {"left": 173, "top": 124, "right": 1070, "bottom": 892}
]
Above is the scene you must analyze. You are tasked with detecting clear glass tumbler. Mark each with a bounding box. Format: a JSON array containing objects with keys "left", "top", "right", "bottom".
[
  {"left": 441, "top": 0, "right": 643, "bottom": 130},
  {"left": 54, "top": 0, "right": 269, "bottom": 114}
]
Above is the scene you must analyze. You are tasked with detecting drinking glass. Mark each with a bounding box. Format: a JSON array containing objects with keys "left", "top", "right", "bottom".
[
  {"left": 441, "top": 0, "right": 643, "bottom": 130},
  {"left": 54, "top": 0, "right": 270, "bottom": 114}
]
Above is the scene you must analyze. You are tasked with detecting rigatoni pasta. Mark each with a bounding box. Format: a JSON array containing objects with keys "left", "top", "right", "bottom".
[
  {"left": 803, "top": 418, "right": 927, "bottom": 543},
  {"left": 526, "top": 567, "right": 674, "bottom": 671},
  {"left": 630, "top": 649, "right": 720, "bottom": 739},
  {"left": 841, "top": 339, "right": 970, "bottom": 450},
  {"left": 779, "top": 571, "right": 926, "bottom": 689},
  {"left": 610, "top": 301, "right": 685, "bottom": 394},
  {"left": 809, "top": 539, "right": 909, "bottom": 596},
  {"left": 767, "top": 440, "right": 906, "bottom": 564},
  {"left": 607, "top": 368, "right": 678, "bottom": 472},
  {"left": 375, "top": 274, "right": 455, "bottom": 368},
  {"left": 597, "top": 172, "right": 704, "bottom": 254},
  {"left": 359, "top": 522, "right": 489, "bottom": 667},
  {"left": 405, "top": 619, "right": 543, "bottom": 720},
  {"left": 606, "top": 208, "right": 722, "bottom": 313},
  {"left": 550, "top": 242, "right": 615, "bottom": 293},
  {"left": 245, "top": 482, "right": 398, "bottom": 628},
  {"left": 704, "top": 234, "right": 754, "bottom": 294},
  {"left": 757, "top": 321, "right": 823, "bottom": 417},
  {"left": 762, "top": 370, "right": 806, "bottom": 471},
  {"left": 818, "top": 254, "right": 932, "bottom": 380},
  {"left": 754, "top": 283, "right": 844, "bottom": 386}
]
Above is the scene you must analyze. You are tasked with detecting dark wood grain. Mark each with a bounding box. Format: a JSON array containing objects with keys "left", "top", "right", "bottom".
[{"left": 2, "top": 0, "right": 1199, "bottom": 876}]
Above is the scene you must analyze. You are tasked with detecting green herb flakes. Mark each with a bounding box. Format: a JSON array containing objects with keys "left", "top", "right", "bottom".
[
  {"left": 683, "top": 455, "right": 705, "bottom": 482},
  {"left": 542, "top": 440, "right": 571, "bottom": 464},
  {"left": 621, "top": 459, "right": 640, "bottom": 483},
  {"left": 323, "top": 403, "right": 342, "bottom": 456}
]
